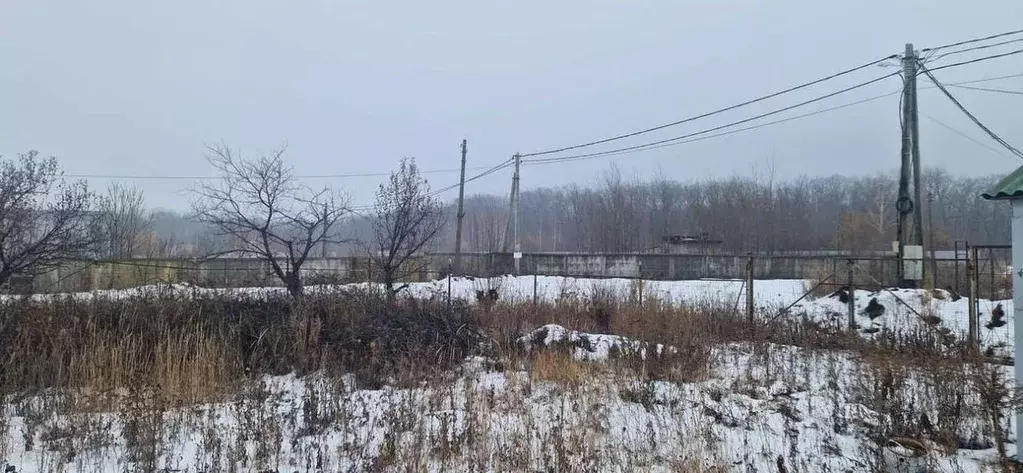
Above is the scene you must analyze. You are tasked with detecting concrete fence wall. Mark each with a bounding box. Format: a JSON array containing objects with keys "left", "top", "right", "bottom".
[
  {"left": 431, "top": 253, "right": 898, "bottom": 282},
  {"left": 24, "top": 252, "right": 987, "bottom": 294}
]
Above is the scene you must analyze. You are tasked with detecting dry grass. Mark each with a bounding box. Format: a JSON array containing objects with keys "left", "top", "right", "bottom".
[
  {"left": 0, "top": 290, "right": 489, "bottom": 405},
  {"left": 0, "top": 283, "right": 1000, "bottom": 469},
  {"left": 531, "top": 351, "right": 587, "bottom": 384},
  {"left": 0, "top": 280, "right": 1008, "bottom": 471},
  {"left": 0, "top": 283, "right": 978, "bottom": 409}
]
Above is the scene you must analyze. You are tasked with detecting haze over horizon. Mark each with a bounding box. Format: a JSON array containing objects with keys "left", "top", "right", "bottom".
[{"left": 3, "top": 1, "right": 1022, "bottom": 210}]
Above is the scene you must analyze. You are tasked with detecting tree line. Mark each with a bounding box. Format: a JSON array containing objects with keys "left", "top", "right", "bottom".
[
  {"left": 446, "top": 166, "right": 1009, "bottom": 254},
  {"left": 3, "top": 148, "right": 1007, "bottom": 298}
]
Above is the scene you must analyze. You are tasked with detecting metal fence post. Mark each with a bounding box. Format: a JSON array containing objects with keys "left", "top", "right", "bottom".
[
  {"left": 638, "top": 260, "right": 644, "bottom": 306},
  {"left": 746, "top": 254, "right": 755, "bottom": 331},
  {"left": 533, "top": 272, "right": 538, "bottom": 306},
  {"left": 447, "top": 259, "right": 453, "bottom": 308},
  {"left": 954, "top": 241, "right": 960, "bottom": 294},
  {"left": 989, "top": 248, "right": 996, "bottom": 300},
  {"left": 847, "top": 259, "right": 856, "bottom": 332},
  {"left": 968, "top": 246, "right": 979, "bottom": 351}
]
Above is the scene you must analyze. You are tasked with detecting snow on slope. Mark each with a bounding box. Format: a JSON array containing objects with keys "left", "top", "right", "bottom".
[
  {"left": 0, "top": 328, "right": 1010, "bottom": 472},
  {"left": 9, "top": 276, "right": 1011, "bottom": 357},
  {"left": 789, "top": 288, "right": 1014, "bottom": 357},
  {"left": 0, "top": 275, "right": 1016, "bottom": 471}
]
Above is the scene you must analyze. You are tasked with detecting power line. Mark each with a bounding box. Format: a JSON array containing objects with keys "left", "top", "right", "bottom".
[
  {"left": 923, "top": 114, "right": 1015, "bottom": 161},
  {"left": 350, "top": 157, "right": 515, "bottom": 213},
  {"left": 947, "top": 84, "right": 1023, "bottom": 96},
  {"left": 524, "top": 71, "right": 901, "bottom": 165},
  {"left": 948, "top": 72, "right": 1023, "bottom": 85},
  {"left": 923, "top": 48, "right": 1023, "bottom": 74},
  {"left": 430, "top": 158, "right": 514, "bottom": 196},
  {"left": 514, "top": 72, "right": 1017, "bottom": 167},
  {"left": 517, "top": 54, "right": 899, "bottom": 158},
  {"left": 66, "top": 166, "right": 493, "bottom": 181},
  {"left": 918, "top": 62, "right": 1023, "bottom": 160},
  {"left": 286, "top": 71, "right": 1023, "bottom": 202},
  {"left": 925, "top": 37, "right": 1023, "bottom": 63},
  {"left": 921, "top": 28, "right": 1023, "bottom": 53},
  {"left": 525, "top": 89, "right": 903, "bottom": 165}
]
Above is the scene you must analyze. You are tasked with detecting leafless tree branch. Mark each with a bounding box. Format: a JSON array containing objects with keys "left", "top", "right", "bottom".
[
  {"left": 0, "top": 151, "right": 96, "bottom": 286},
  {"left": 191, "top": 143, "right": 350, "bottom": 298}
]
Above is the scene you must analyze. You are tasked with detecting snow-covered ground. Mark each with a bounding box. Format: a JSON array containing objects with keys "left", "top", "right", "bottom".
[
  {"left": 0, "top": 328, "right": 1011, "bottom": 472},
  {"left": 1, "top": 275, "right": 807, "bottom": 306},
  {"left": 790, "top": 286, "right": 1014, "bottom": 357},
  {"left": 10, "top": 275, "right": 1011, "bottom": 357},
  {"left": 0, "top": 277, "right": 1015, "bottom": 472}
]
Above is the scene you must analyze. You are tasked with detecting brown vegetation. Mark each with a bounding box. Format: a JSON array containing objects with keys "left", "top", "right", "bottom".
[{"left": 0, "top": 285, "right": 1011, "bottom": 471}]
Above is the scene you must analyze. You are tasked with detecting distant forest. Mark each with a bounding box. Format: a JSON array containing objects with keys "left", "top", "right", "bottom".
[{"left": 149, "top": 167, "right": 1009, "bottom": 257}]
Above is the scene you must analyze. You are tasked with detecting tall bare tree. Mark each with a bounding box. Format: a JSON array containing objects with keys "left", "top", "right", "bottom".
[
  {"left": 371, "top": 157, "right": 444, "bottom": 298},
  {"left": 95, "top": 182, "right": 154, "bottom": 258},
  {"left": 0, "top": 151, "right": 95, "bottom": 286},
  {"left": 192, "top": 144, "right": 350, "bottom": 298}
]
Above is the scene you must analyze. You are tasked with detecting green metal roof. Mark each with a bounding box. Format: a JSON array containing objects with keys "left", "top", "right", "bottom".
[{"left": 982, "top": 165, "right": 1023, "bottom": 200}]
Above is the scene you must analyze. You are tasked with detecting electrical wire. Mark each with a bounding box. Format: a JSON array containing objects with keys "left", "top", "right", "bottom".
[
  {"left": 918, "top": 63, "right": 1023, "bottom": 160},
  {"left": 921, "top": 28, "right": 1023, "bottom": 53},
  {"left": 66, "top": 166, "right": 493, "bottom": 181},
  {"left": 923, "top": 114, "right": 1015, "bottom": 161},
  {"left": 923, "top": 48, "right": 1023, "bottom": 74},
  {"left": 65, "top": 70, "right": 1022, "bottom": 183},
  {"left": 517, "top": 54, "right": 899, "bottom": 158},
  {"left": 925, "top": 37, "right": 1023, "bottom": 63},
  {"left": 524, "top": 72, "right": 901, "bottom": 165},
  {"left": 524, "top": 89, "right": 902, "bottom": 166},
  {"left": 946, "top": 84, "right": 1023, "bottom": 96},
  {"left": 350, "top": 157, "right": 515, "bottom": 213},
  {"left": 429, "top": 158, "right": 514, "bottom": 196},
  {"left": 948, "top": 72, "right": 1023, "bottom": 85},
  {"left": 514, "top": 71, "right": 1017, "bottom": 167}
]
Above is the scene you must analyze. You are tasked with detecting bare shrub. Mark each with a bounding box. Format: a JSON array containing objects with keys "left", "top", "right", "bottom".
[
  {"left": 315, "top": 292, "right": 486, "bottom": 388},
  {"left": 370, "top": 157, "right": 445, "bottom": 299},
  {"left": 586, "top": 282, "right": 619, "bottom": 334}
]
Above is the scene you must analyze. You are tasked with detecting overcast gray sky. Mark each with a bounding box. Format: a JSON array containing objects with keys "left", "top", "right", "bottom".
[{"left": 2, "top": 1, "right": 1022, "bottom": 210}]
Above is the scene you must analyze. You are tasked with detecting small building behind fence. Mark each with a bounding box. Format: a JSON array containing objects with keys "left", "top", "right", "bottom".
[{"left": 654, "top": 234, "right": 723, "bottom": 254}]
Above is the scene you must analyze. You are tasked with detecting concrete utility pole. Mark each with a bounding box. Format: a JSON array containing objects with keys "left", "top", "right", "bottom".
[
  {"left": 910, "top": 45, "right": 925, "bottom": 261},
  {"left": 501, "top": 158, "right": 516, "bottom": 253},
  {"left": 512, "top": 153, "right": 522, "bottom": 275},
  {"left": 453, "top": 139, "right": 468, "bottom": 275},
  {"left": 897, "top": 43, "right": 922, "bottom": 287}
]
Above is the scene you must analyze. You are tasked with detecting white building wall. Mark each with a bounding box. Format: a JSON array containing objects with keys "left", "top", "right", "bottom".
[{"left": 1012, "top": 199, "right": 1023, "bottom": 437}]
